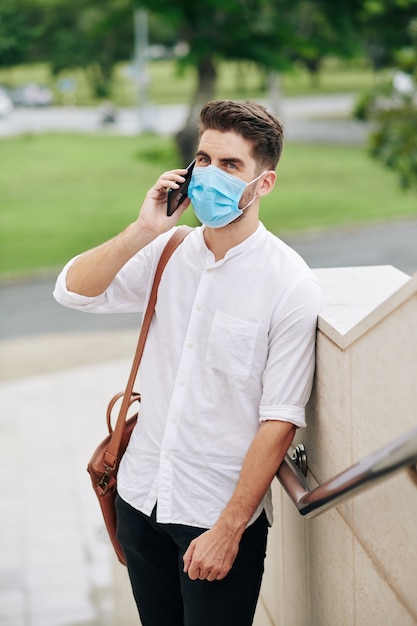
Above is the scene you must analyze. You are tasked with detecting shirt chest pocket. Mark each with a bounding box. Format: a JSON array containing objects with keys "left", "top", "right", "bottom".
[{"left": 206, "top": 311, "right": 260, "bottom": 380}]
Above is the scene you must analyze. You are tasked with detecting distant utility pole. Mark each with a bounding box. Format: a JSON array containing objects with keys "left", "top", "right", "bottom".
[
  {"left": 134, "top": 8, "right": 153, "bottom": 133},
  {"left": 268, "top": 72, "right": 282, "bottom": 118}
]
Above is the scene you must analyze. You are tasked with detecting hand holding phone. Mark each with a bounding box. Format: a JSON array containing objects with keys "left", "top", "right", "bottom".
[{"left": 167, "top": 159, "right": 195, "bottom": 217}]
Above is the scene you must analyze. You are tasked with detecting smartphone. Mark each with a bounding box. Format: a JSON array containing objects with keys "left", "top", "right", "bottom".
[{"left": 167, "top": 159, "right": 196, "bottom": 217}]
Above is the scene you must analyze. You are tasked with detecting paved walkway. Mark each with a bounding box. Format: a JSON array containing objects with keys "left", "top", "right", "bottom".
[
  {"left": 1, "top": 334, "right": 281, "bottom": 625},
  {"left": 0, "top": 356, "right": 140, "bottom": 626}
]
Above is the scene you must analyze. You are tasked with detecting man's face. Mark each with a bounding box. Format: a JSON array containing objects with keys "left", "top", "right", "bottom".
[
  {"left": 195, "top": 130, "right": 261, "bottom": 210},
  {"left": 196, "top": 130, "right": 258, "bottom": 182}
]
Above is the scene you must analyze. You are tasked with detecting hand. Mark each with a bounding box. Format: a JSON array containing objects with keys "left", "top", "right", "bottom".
[
  {"left": 136, "top": 168, "right": 191, "bottom": 236},
  {"left": 182, "top": 523, "right": 241, "bottom": 582}
]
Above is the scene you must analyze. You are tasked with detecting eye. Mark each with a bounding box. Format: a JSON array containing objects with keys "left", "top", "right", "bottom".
[{"left": 196, "top": 155, "right": 209, "bottom": 166}]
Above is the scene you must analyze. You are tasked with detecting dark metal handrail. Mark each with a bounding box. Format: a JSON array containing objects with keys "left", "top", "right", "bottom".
[{"left": 276, "top": 425, "right": 417, "bottom": 519}]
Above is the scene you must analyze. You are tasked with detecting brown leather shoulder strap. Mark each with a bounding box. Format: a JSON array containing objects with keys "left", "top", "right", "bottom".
[
  {"left": 139, "top": 226, "right": 193, "bottom": 357},
  {"left": 104, "top": 226, "right": 193, "bottom": 467}
]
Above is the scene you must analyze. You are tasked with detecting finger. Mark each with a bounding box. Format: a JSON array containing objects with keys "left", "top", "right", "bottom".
[
  {"left": 198, "top": 569, "right": 208, "bottom": 581},
  {"left": 182, "top": 543, "right": 194, "bottom": 574},
  {"left": 185, "top": 557, "right": 205, "bottom": 581},
  {"left": 153, "top": 177, "right": 183, "bottom": 195},
  {"left": 206, "top": 570, "right": 218, "bottom": 582},
  {"left": 187, "top": 565, "right": 200, "bottom": 581},
  {"left": 159, "top": 169, "right": 188, "bottom": 189},
  {"left": 213, "top": 567, "right": 229, "bottom": 581},
  {"left": 177, "top": 197, "right": 191, "bottom": 211},
  {"left": 189, "top": 559, "right": 220, "bottom": 581}
]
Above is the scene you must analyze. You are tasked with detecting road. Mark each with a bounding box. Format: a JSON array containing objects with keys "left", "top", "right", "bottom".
[
  {"left": 0, "top": 94, "right": 369, "bottom": 144},
  {"left": 1, "top": 217, "right": 416, "bottom": 341}
]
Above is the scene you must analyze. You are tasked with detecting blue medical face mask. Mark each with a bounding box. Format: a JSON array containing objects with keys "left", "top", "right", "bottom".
[{"left": 188, "top": 165, "right": 265, "bottom": 228}]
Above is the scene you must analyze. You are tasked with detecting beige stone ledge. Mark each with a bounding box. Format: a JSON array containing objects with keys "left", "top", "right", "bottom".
[{"left": 314, "top": 266, "right": 416, "bottom": 349}]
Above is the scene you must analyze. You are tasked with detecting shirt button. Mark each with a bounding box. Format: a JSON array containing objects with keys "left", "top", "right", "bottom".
[
  {"left": 187, "top": 342, "right": 194, "bottom": 349},
  {"left": 195, "top": 305, "right": 202, "bottom": 311}
]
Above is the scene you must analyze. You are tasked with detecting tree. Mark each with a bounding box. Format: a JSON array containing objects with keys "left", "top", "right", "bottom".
[
  {"left": 0, "top": 0, "right": 45, "bottom": 69},
  {"left": 354, "top": 3, "right": 417, "bottom": 190},
  {"left": 1, "top": 0, "right": 134, "bottom": 98},
  {"left": 138, "top": 0, "right": 361, "bottom": 162},
  {"left": 358, "top": 0, "right": 417, "bottom": 70},
  {"left": 288, "top": 0, "right": 361, "bottom": 86},
  {"left": 161, "top": 0, "right": 299, "bottom": 162},
  {"left": 40, "top": 0, "right": 133, "bottom": 98},
  {"left": 2, "top": 0, "right": 363, "bottom": 164}
]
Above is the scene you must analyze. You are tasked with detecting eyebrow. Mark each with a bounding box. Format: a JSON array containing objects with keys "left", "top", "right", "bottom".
[{"left": 196, "top": 150, "right": 246, "bottom": 168}]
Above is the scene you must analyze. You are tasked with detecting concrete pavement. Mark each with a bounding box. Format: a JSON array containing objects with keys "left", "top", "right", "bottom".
[{"left": 0, "top": 354, "right": 141, "bottom": 625}]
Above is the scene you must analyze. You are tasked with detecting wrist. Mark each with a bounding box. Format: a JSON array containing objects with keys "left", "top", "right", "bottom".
[
  {"left": 123, "top": 220, "right": 158, "bottom": 251},
  {"left": 215, "top": 504, "right": 250, "bottom": 539}
]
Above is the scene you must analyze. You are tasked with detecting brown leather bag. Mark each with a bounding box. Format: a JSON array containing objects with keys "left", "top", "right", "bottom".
[{"left": 87, "top": 227, "right": 192, "bottom": 565}]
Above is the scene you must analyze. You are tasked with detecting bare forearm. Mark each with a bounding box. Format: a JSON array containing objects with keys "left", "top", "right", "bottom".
[
  {"left": 217, "top": 420, "right": 295, "bottom": 535},
  {"left": 66, "top": 222, "right": 156, "bottom": 296},
  {"left": 183, "top": 420, "right": 295, "bottom": 581},
  {"left": 65, "top": 167, "right": 190, "bottom": 297}
]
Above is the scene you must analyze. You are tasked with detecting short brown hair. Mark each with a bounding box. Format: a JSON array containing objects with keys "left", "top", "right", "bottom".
[{"left": 198, "top": 99, "right": 284, "bottom": 170}]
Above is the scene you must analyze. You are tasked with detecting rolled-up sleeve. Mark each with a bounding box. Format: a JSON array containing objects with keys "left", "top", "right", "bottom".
[
  {"left": 259, "top": 275, "right": 322, "bottom": 428},
  {"left": 53, "top": 228, "right": 179, "bottom": 314},
  {"left": 53, "top": 257, "right": 101, "bottom": 310},
  {"left": 53, "top": 251, "right": 151, "bottom": 314}
]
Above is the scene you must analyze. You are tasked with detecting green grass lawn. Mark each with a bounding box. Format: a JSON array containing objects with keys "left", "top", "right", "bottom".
[
  {"left": 0, "top": 133, "right": 416, "bottom": 278},
  {"left": 0, "top": 58, "right": 376, "bottom": 106}
]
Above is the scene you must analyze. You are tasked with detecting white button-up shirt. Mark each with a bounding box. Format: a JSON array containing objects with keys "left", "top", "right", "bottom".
[{"left": 54, "top": 224, "right": 321, "bottom": 528}]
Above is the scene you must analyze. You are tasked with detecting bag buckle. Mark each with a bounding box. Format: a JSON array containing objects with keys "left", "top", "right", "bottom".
[{"left": 96, "top": 467, "right": 113, "bottom": 495}]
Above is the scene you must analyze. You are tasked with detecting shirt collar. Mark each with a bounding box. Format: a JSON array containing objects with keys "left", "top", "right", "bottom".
[{"left": 197, "top": 222, "right": 266, "bottom": 266}]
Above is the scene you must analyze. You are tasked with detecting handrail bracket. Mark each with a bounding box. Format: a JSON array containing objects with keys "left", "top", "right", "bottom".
[{"left": 276, "top": 426, "right": 417, "bottom": 519}]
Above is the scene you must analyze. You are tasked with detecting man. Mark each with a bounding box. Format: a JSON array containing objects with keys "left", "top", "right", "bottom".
[{"left": 54, "top": 99, "right": 321, "bottom": 625}]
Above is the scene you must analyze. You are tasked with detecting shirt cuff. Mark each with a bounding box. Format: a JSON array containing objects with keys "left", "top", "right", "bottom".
[
  {"left": 53, "top": 259, "right": 100, "bottom": 308},
  {"left": 259, "top": 405, "right": 306, "bottom": 429}
]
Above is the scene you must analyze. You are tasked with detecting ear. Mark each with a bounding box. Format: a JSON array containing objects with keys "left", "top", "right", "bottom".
[{"left": 257, "top": 171, "right": 276, "bottom": 197}]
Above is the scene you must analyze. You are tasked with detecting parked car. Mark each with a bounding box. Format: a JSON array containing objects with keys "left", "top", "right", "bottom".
[
  {"left": 0, "top": 87, "right": 13, "bottom": 117},
  {"left": 11, "top": 84, "right": 53, "bottom": 107}
]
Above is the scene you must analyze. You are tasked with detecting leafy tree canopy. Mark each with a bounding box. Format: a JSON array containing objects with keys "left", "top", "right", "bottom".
[
  {"left": 135, "top": 0, "right": 362, "bottom": 160},
  {"left": 355, "top": 12, "right": 417, "bottom": 190},
  {"left": 0, "top": 0, "right": 45, "bottom": 68},
  {"left": 359, "top": 0, "right": 417, "bottom": 68}
]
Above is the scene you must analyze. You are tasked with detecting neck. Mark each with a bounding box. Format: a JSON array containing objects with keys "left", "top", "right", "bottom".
[{"left": 203, "top": 212, "right": 259, "bottom": 261}]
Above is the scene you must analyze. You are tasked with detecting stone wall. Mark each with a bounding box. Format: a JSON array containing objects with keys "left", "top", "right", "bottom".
[{"left": 256, "top": 267, "right": 417, "bottom": 626}]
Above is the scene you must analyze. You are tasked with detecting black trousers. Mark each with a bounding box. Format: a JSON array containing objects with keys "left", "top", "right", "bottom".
[{"left": 115, "top": 494, "right": 269, "bottom": 626}]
